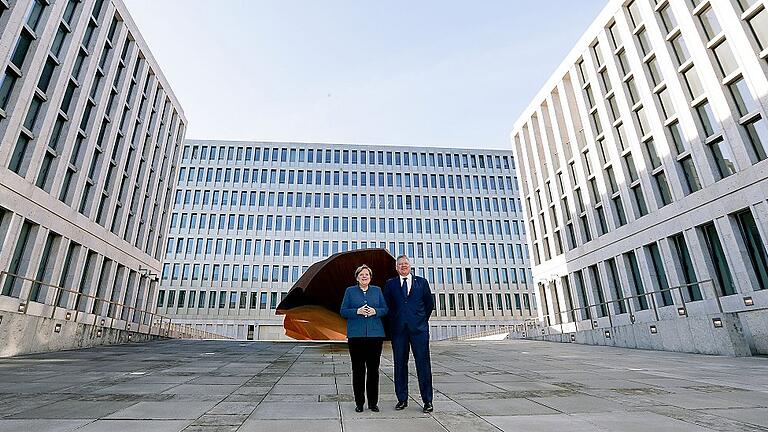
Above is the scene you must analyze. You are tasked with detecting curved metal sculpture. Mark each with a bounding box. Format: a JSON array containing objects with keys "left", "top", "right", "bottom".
[{"left": 276, "top": 248, "right": 397, "bottom": 340}]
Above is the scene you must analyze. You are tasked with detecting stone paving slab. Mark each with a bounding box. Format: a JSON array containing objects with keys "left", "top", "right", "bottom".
[{"left": 0, "top": 339, "right": 767, "bottom": 431}]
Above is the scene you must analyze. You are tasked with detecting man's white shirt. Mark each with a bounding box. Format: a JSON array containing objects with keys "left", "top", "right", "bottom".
[{"left": 401, "top": 273, "right": 413, "bottom": 295}]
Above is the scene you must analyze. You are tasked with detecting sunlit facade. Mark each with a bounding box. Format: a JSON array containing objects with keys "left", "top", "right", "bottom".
[{"left": 511, "top": 0, "right": 768, "bottom": 330}]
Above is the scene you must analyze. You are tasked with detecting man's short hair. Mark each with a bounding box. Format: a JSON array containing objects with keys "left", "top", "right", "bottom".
[{"left": 396, "top": 255, "right": 410, "bottom": 262}]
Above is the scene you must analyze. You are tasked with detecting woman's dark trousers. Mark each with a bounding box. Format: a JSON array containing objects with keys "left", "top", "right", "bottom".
[{"left": 348, "top": 337, "right": 384, "bottom": 408}]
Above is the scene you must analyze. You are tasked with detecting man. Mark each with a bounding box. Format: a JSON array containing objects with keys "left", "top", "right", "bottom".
[{"left": 384, "top": 255, "right": 434, "bottom": 413}]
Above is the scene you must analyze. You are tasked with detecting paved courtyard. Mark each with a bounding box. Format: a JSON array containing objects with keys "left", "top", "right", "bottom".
[{"left": 0, "top": 339, "right": 767, "bottom": 431}]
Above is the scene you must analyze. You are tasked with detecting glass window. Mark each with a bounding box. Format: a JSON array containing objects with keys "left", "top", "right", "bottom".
[
  {"left": 707, "top": 137, "right": 738, "bottom": 179},
  {"left": 670, "top": 34, "right": 690, "bottom": 66},
  {"left": 679, "top": 156, "right": 702, "bottom": 194},
  {"left": 699, "top": 222, "right": 736, "bottom": 296},
  {"left": 695, "top": 100, "right": 719, "bottom": 137},
  {"left": 659, "top": 4, "right": 677, "bottom": 34},
  {"left": 746, "top": 7, "right": 768, "bottom": 50},
  {"left": 735, "top": 209, "right": 768, "bottom": 290},
  {"left": 713, "top": 41, "right": 738, "bottom": 78},
  {"left": 654, "top": 171, "right": 673, "bottom": 206},
  {"left": 743, "top": 116, "right": 768, "bottom": 162},
  {"left": 698, "top": 6, "right": 721, "bottom": 40}
]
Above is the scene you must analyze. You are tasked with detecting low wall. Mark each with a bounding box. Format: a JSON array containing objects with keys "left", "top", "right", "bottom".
[
  {"left": 0, "top": 311, "right": 164, "bottom": 357},
  {"left": 525, "top": 312, "right": 756, "bottom": 356}
]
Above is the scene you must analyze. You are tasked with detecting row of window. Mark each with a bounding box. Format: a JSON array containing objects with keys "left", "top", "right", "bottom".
[
  {"left": 181, "top": 144, "right": 514, "bottom": 172},
  {"left": 162, "top": 260, "right": 531, "bottom": 287},
  {"left": 545, "top": 208, "right": 768, "bottom": 325},
  {"left": 157, "top": 288, "right": 536, "bottom": 316},
  {"left": 165, "top": 237, "right": 528, "bottom": 263},
  {"left": 173, "top": 191, "right": 521, "bottom": 215},
  {"left": 168, "top": 214, "right": 525, "bottom": 237},
  {"left": 176, "top": 167, "right": 518, "bottom": 192}
]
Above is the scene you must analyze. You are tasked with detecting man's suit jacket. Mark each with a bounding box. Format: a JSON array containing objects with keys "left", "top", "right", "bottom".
[{"left": 384, "top": 275, "right": 434, "bottom": 334}]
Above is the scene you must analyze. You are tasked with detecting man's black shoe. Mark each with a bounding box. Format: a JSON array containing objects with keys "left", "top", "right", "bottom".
[
  {"left": 395, "top": 401, "right": 408, "bottom": 410},
  {"left": 355, "top": 405, "right": 364, "bottom": 412},
  {"left": 369, "top": 405, "right": 379, "bottom": 412},
  {"left": 422, "top": 402, "right": 433, "bottom": 413}
]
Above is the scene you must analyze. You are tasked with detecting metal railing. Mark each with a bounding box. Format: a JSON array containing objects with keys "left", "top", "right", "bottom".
[
  {"left": 527, "top": 280, "right": 722, "bottom": 335},
  {"left": 0, "top": 271, "right": 228, "bottom": 340},
  {"left": 444, "top": 321, "right": 544, "bottom": 341}
]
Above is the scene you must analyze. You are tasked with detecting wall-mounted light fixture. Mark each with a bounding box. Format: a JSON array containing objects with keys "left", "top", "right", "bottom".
[
  {"left": 649, "top": 325, "right": 658, "bottom": 334},
  {"left": 127, "top": 333, "right": 132, "bottom": 340},
  {"left": 604, "top": 330, "right": 611, "bottom": 338},
  {"left": 96, "top": 329, "right": 102, "bottom": 337},
  {"left": 570, "top": 333, "right": 576, "bottom": 342},
  {"left": 630, "top": 314, "right": 636, "bottom": 324},
  {"left": 18, "top": 303, "right": 25, "bottom": 312},
  {"left": 65, "top": 312, "right": 71, "bottom": 320},
  {"left": 541, "top": 329, "right": 545, "bottom": 335},
  {"left": 100, "top": 319, "right": 105, "bottom": 326},
  {"left": 54, "top": 324, "right": 62, "bottom": 333},
  {"left": 744, "top": 297, "right": 754, "bottom": 307},
  {"left": 712, "top": 317, "right": 723, "bottom": 328},
  {"left": 677, "top": 307, "right": 687, "bottom": 316},
  {"left": 592, "top": 320, "right": 598, "bottom": 329}
]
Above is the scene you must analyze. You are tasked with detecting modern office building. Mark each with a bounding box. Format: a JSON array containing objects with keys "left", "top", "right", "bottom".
[
  {"left": 158, "top": 140, "right": 534, "bottom": 340},
  {"left": 0, "top": 0, "right": 187, "bottom": 336},
  {"left": 510, "top": 0, "right": 768, "bottom": 343}
]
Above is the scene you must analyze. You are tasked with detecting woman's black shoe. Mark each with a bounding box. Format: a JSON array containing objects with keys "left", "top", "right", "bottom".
[
  {"left": 369, "top": 405, "right": 379, "bottom": 412},
  {"left": 355, "top": 405, "right": 364, "bottom": 412}
]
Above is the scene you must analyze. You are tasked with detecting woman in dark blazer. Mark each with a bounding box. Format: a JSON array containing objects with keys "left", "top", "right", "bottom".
[{"left": 339, "top": 264, "right": 388, "bottom": 412}]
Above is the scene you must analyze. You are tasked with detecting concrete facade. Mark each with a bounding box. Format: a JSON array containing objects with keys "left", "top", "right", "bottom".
[
  {"left": 0, "top": 0, "right": 187, "bottom": 351},
  {"left": 159, "top": 140, "right": 535, "bottom": 340},
  {"left": 510, "top": 0, "right": 768, "bottom": 354}
]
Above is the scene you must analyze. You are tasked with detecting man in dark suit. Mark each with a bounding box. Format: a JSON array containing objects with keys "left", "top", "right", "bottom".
[{"left": 384, "top": 255, "right": 434, "bottom": 413}]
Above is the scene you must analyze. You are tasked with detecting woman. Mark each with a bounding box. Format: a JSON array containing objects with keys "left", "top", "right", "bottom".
[{"left": 340, "top": 264, "right": 388, "bottom": 412}]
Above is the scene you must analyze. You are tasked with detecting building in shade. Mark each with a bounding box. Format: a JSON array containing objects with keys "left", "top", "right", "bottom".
[
  {"left": 0, "top": 0, "right": 186, "bottom": 335},
  {"left": 158, "top": 140, "right": 535, "bottom": 340},
  {"left": 510, "top": 0, "right": 768, "bottom": 348}
]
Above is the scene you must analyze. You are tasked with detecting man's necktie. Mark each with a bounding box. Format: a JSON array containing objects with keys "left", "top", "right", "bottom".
[{"left": 402, "top": 278, "right": 408, "bottom": 298}]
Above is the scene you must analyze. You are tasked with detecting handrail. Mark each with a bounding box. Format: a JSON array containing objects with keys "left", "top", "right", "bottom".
[
  {"left": 0, "top": 270, "right": 229, "bottom": 340},
  {"left": 445, "top": 321, "right": 544, "bottom": 341},
  {"left": 529, "top": 279, "right": 721, "bottom": 334}
]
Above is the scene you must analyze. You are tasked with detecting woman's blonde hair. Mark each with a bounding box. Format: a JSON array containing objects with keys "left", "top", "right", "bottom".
[{"left": 355, "top": 264, "right": 372, "bottom": 279}]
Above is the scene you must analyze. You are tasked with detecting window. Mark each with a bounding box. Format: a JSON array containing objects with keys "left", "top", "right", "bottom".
[
  {"left": 699, "top": 222, "right": 735, "bottom": 296},
  {"left": 707, "top": 137, "right": 737, "bottom": 179},
  {"left": 698, "top": 6, "right": 721, "bottom": 40},
  {"left": 670, "top": 233, "right": 702, "bottom": 301},
  {"left": 734, "top": 209, "right": 768, "bottom": 290},
  {"left": 670, "top": 34, "right": 690, "bottom": 66},
  {"left": 712, "top": 41, "right": 738, "bottom": 78},
  {"left": 653, "top": 171, "right": 673, "bottom": 206},
  {"left": 646, "top": 242, "right": 673, "bottom": 306},
  {"left": 624, "top": 251, "right": 648, "bottom": 310},
  {"left": 695, "top": 101, "right": 719, "bottom": 138},
  {"left": 679, "top": 156, "right": 702, "bottom": 194},
  {"left": 745, "top": 6, "right": 768, "bottom": 50}
]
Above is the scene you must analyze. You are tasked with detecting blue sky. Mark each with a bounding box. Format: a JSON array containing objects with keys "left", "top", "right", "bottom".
[{"left": 123, "top": 0, "right": 607, "bottom": 150}]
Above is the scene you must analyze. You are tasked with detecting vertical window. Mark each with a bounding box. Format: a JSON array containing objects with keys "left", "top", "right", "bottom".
[
  {"left": 646, "top": 242, "right": 672, "bottom": 306},
  {"left": 734, "top": 209, "right": 768, "bottom": 290},
  {"left": 670, "top": 233, "right": 702, "bottom": 301},
  {"left": 699, "top": 222, "right": 735, "bottom": 296},
  {"left": 624, "top": 251, "right": 648, "bottom": 310}
]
